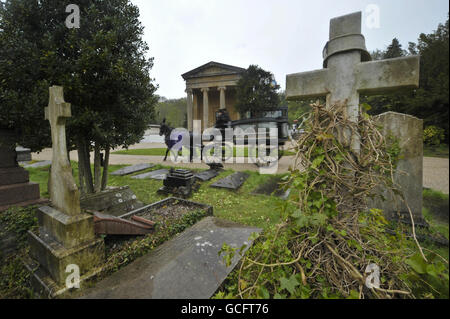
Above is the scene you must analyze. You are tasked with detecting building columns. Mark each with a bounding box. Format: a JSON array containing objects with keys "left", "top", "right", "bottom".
[
  {"left": 186, "top": 89, "right": 193, "bottom": 131},
  {"left": 201, "top": 88, "right": 209, "bottom": 129},
  {"left": 218, "top": 86, "right": 226, "bottom": 110}
]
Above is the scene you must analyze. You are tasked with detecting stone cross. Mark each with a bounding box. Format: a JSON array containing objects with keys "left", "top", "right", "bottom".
[
  {"left": 45, "top": 86, "right": 81, "bottom": 216},
  {"left": 286, "top": 12, "right": 420, "bottom": 155}
]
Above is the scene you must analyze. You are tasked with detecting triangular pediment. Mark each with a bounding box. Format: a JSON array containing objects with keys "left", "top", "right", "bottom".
[{"left": 182, "top": 61, "right": 245, "bottom": 80}]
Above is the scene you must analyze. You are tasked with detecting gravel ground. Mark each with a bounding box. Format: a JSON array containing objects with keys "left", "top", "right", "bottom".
[{"left": 31, "top": 143, "right": 449, "bottom": 194}]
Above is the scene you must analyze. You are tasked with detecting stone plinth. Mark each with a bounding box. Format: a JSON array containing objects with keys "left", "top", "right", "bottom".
[
  {"left": 0, "top": 129, "right": 46, "bottom": 211},
  {"left": 370, "top": 112, "right": 425, "bottom": 225}
]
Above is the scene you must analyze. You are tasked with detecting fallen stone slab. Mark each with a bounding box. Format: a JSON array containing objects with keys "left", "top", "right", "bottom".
[
  {"left": 23, "top": 160, "right": 52, "bottom": 168},
  {"left": 81, "top": 216, "right": 261, "bottom": 299},
  {"left": 194, "top": 169, "right": 221, "bottom": 182},
  {"left": 111, "top": 163, "right": 154, "bottom": 176},
  {"left": 131, "top": 168, "right": 169, "bottom": 180},
  {"left": 252, "top": 176, "right": 291, "bottom": 200},
  {"left": 210, "top": 172, "right": 249, "bottom": 190}
]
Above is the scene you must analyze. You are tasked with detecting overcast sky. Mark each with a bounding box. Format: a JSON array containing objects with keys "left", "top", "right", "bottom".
[{"left": 131, "top": 0, "right": 449, "bottom": 99}]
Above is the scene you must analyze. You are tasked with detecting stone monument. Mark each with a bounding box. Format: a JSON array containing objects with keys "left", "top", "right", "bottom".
[
  {"left": 26, "top": 86, "right": 104, "bottom": 296},
  {"left": 372, "top": 112, "right": 426, "bottom": 225},
  {"left": 286, "top": 11, "right": 420, "bottom": 155},
  {"left": 0, "top": 129, "right": 46, "bottom": 211},
  {"left": 285, "top": 12, "right": 423, "bottom": 221}
]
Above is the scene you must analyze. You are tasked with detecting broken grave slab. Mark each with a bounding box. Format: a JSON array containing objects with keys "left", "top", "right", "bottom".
[
  {"left": 131, "top": 168, "right": 169, "bottom": 180},
  {"left": 111, "top": 163, "right": 154, "bottom": 176},
  {"left": 210, "top": 172, "right": 249, "bottom": 190},
  {"left": 81, "top": 216, "right": 261, "bottom": 299}
]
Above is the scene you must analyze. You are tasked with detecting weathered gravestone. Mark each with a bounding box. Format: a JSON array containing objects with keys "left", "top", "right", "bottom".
[
  {"left": 26, "top": 86, "right": 104, "bottom": 296},
  {"left": 0, "top": 129, "right": 46, "bottom": 212},
  {"left": 285, "top": 12, "right": 422, "bottom": 221},
  {"left": 371, "top": 112, "right": 426, "bottom": 225},
  {"left": 286, "top": 11, "right": 420, "bottom": 155},
  {"left": 132, "top": 168, "right": 169, "bottom": 180}
]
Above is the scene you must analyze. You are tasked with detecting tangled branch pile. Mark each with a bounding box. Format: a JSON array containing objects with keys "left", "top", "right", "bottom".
[{"left": 219, "top": 102, "right": 430, "bottom": 299}]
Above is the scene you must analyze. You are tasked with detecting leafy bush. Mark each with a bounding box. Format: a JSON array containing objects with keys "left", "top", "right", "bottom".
[{"left": 424, "top": 126, "right": 445, "bottom": 146}]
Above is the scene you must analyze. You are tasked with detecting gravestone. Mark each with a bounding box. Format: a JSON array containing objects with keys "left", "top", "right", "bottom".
[
  {"left": 132, "top": 168, "right": 169, "bottom": 180},
  {"left": 111, "top": 163, "right": 154, "bottom": 176},
  {"left": 371, "top": 112, "right": 426, "bottom": 225},
  {"left": 159, "top": 168, "right": 197, "bottom": 197},
  {"left": 285, "top": 12, "right": 422, "bottom": 220},
  {"left": 194, "top": 169, "right": 221, "bottom": 182},
  {"left": 26, "top": 86, "right": 104, "bottom": 296},
  {"left": 210, "top": 172, "right": 249, "bottom": 190},
  {"left": 286, "top": 11, "right": 420, "bottom": 155},
  {"left": 252, "top": 176, "right": 291, "bottom": 200},
  {"left": 80, "top": 186, "right": 144, "bottom": 217},
  {"left": 15, "top": 146, "right": 32, "bottom": 162},
  {"left": 23, "top": 160, "right": 52, "bottom": 168},
  {"left": 0, "top": 129, "right": 46, "bottom": 212}
]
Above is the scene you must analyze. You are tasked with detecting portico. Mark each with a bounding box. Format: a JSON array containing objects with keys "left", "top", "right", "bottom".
[{"left": 182, "top": 61, "right": 245, "bottom": 131}]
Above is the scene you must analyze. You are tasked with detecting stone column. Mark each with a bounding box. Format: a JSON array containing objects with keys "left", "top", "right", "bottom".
[
  {"left": 201, "top": 88, "right": 209, "bottom": 129},
  {"left": 218, "top": 86, "right": 226, "bottom": 110},
  {"left": 186, "top": 89, "right": 193, "bottom": 131}
]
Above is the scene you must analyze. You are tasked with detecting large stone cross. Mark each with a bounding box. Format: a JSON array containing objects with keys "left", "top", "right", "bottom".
[
  {"left": 45, "top": 86, "right": 81, "bottom": 216},
  {"left": 286, "top": 12, "right": 420, "bottom": 155}
]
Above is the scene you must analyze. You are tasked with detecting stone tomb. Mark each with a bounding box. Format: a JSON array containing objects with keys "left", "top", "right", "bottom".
[
  {"left": 370, "top": 112, "right": 426, "bottom": 225},
  {"left": 0, "top": 129, "right": 46, "bottom": 211},
  {"left": 26, "top": 86, "right": 104, "bottom": 296}
]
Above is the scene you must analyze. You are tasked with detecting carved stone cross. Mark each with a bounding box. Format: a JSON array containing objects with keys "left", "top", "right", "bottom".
[
  {"left": 45, "top": 86, "right": 81, "bottom": 216},
  {"left": 286, "top": 12, "right": 420, "bottom": 155}
]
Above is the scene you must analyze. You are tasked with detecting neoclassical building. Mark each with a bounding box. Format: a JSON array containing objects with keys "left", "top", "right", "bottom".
[{"left": 182, "top": 61, "right": 245, "bottom": 131}]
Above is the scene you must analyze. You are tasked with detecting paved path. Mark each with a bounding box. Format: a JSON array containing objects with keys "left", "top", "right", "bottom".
[{"left": 32, "top": 144, "right": 448, "bottom": 193}]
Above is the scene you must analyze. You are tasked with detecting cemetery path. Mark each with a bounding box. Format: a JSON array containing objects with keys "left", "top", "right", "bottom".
[
  {"left": 31, "top": 147, "right": 448, "bottom": 194},
  {"left": 423, "top": 157, "right": 449, "bottom": 194}
]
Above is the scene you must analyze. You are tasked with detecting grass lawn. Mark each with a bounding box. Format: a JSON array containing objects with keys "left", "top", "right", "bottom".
[
  {"left": 423, "top": 144, "right": 449, "bottom": 158},
  {"left": 112, "top": 147, "right": 296, "bottom": 158},
  {"left": 26, "top": 162, "right": 289, "bottom": 230}
]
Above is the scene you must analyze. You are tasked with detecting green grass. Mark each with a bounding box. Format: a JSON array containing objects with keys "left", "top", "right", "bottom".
[
  {"left": 26, "top": 161, "right": 289, "bottom": 230},
  {"left": 423, "top": 144, "right": 449, "bottom": 158},
  {"left": 112, "top": 147, "right": 296, "bottom": 158}
]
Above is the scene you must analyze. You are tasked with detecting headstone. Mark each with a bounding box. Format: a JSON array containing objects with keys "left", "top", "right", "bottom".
[
  {"left": 111, "top": 163, "right": 154, "bottom": 176},
  {"left": 195, "top": 169, "right": 220, "bottom": 182},
  {"left": 81, "top": 216, "right": 261, "bottom": 299},
  {"left": 370, "top": 112, "right": 426, "bottom": 225},
  {"left": 210, "top": 172, "right": 249, "bottom": 190},
  {"left": 80, "top": 186, "right": 144, "bottom": 217},
  {"left": 0, "top": 129, "right": 46, "bottom": 211},
  {"left": 132, "top": 168, "right": 169, "bottom": 180},
  {"left": 15, "top": 146, "right": 32, "bottom": 162},
  {"left": 286, "top": 11, "right": 420, "bottom": 155},
  {"left": 25, "top": 86, "right": 104, "bottom": 297}
]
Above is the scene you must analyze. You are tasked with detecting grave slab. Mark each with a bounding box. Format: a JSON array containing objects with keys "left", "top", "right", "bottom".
[
  {"left": 251, "top": 176, "right": 291, "bottom": 200},
  {"left": 81, "top": 216, "right": 261, "bottom": 299},
  {"left": 23, "top": 160, "right": 52, "bottom": 168},
  {"left": 210, "top": 172, "right": 249, "bottom": 190},
  {"left": 194, "top": 169, "right": 221, "bottom": 181},
  {"left": 110, "top": 163, "right": 154, "bottom": 176},
  {"left": 131, "top": 168, "right": 169, "bottom": 180}
]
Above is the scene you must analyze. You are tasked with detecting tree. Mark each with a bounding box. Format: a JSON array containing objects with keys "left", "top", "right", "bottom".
[
  {"left": 153, "top": 97, "right": 187, "bottom": 128},
  {"left": 0, "top": 0, "right": 158, "bottom": 193},
  {"left": 234, "top": 65, "right": 280, "bottom": 116},
  {"left": 362, "top": 15, "right": 449, "bottom": 142}
]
